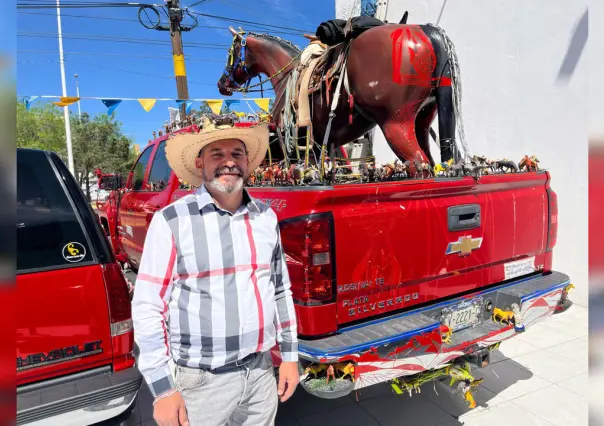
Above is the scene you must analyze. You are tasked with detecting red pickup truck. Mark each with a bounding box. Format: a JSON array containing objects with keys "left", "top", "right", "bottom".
[
  {"left": 17, "top": 148, "right": 141, "bottom": 425},
  {"left": 96, "top": 125, "right": 573, "bottom": 402}
]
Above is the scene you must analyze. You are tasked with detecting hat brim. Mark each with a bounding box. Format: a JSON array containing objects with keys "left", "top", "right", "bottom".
[{"left": 165, "top": 124, "right": 269, "bottom": 187}]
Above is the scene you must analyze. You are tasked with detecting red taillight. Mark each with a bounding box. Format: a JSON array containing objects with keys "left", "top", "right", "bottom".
[
  {"left": 546, "top": 182, "right": 558, "bottom": 252},
  {"left": 279, "top": 213, "right": 336, "bottom": 304},
  {"left": 102, "top": 263, "right": 135, "bottom": 371}
]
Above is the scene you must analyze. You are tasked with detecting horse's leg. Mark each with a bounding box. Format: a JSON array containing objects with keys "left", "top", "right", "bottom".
[
  {"left": 415, "top": 100, "right": 437, "bottom": 167},
  {"left": 419, "top": 24, "right": 458, "bottom": 163},
  {"left": 434, "top": 68, "right": 457, "bottom": 163},
  {"left": 379, "top": 101, "right": 429, "bottom": 177}
]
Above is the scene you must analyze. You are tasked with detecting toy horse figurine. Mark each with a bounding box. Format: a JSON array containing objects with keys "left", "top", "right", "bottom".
[
  {"left": 217, "top": 22, "right": 469, "bottom": 177},
  {"left": 519, "top": 155, "right": 540, "bottom": 172}
]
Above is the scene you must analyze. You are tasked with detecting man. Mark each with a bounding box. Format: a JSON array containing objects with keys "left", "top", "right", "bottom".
[{"left": 132, "top": 117, "right": 299, "bottom": 426}]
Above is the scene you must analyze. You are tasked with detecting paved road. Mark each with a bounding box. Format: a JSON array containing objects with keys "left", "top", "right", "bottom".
[{"left": 97, "top": 304, "right": 588, "bottom": 426}]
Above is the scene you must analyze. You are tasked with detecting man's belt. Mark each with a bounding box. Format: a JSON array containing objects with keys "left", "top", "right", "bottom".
[{"left": 201, "top": 351, "right": 262, "bottom": 374}]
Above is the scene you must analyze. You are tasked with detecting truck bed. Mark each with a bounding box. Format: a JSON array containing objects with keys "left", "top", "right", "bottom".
[{"left": 248, "top": 170, "right": 554, "bottom": 335}]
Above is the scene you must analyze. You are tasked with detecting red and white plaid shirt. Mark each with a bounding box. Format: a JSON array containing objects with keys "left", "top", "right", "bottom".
[{"left": 132, "top": 185, "right": 298, "bottom": 398}]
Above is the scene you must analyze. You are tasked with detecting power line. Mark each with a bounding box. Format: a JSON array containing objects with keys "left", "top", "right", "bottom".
[
  {"left": 18, "top": 31, "right": 230, "bottom": 47},
  {"left": 17, "top": 1, "right": 153, "bottom": 9},
  {"left": 17, "top": 60, "right": 275, "bottom": 93},
  {"left": 217, "top": 0, "right": 309, "bottom": 30},
  {"left": 17, "top": 32, "right": 232, "bottom": 50},
  {"left": 18, "top": 49, "right": 226, "bottom": 62},
  {"left": 16, "top": 58, "right": 236, "bottom": 88},
  {"left": 188, "top": 11, "right": 311, "bottom": 33},
  {"left": 17, "top": 10, "right": 306, "bottom": 36}
]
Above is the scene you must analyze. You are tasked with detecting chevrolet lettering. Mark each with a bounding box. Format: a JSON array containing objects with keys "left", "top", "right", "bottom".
[{"left": 17, "top": 340, "right": 103, "bottom": 371}]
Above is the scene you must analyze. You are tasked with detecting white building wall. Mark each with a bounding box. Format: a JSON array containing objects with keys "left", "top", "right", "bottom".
[{"left": 335, "top": 0, "right": 589, "bottom": 305}]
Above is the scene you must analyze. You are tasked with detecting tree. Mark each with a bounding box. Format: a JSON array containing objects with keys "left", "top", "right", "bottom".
[
  {"left": 71, "top": 112, "right": 137, "bottom": 200},
  {"left": 197, "top": 101, "right": 214, "bottom": 115},
  {"left": 17, "top": 101, "right": 67, "bottom": 161},
  {"left": 17, "top": 100, "right": 138, "bottom": 201}
]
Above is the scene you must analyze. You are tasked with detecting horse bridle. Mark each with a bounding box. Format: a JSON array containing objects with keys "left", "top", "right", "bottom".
[
  {"left": 222, "top": 33, "right": 253, "bottom": 92},
  {"left": 222, "top": 32, "right": 301, "bottom": 95}
]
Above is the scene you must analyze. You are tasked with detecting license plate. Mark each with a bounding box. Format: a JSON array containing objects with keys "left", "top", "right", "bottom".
[{"left": 441, "top": 298, "right": 483, "bottom": 332}]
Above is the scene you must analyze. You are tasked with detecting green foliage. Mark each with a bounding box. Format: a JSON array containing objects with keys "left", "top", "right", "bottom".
[
  {"left": 17, "top": 101, "right": 67, "bottom": 160},
  {"left": 197, "top": 101, "right": 214, "bottom": 115},
  {"left": 221, "top": 102, "right": 232, "bottom": 115},
  {"left": 17, "top": 100, "right": 137, "bottom": 200}
]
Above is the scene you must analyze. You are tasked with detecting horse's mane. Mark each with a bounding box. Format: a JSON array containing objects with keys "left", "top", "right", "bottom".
[{"left": 247, "top": 31, "right": 301, "bottom": 56}]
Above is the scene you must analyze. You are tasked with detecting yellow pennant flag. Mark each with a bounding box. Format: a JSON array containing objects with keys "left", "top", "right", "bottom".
[
  {"left": 206, "top": 100, "right": 224, "bottom": 115},
  {"left": 234, "top": 111, "right": 246, "bottom": 117},
  {"left": 137, "top": 98, "right": 157, "bottom": 112},
  {"left": 253, "top": 98, "right": 271, "bottom": 112},
  {"left": 52, "top": 96, "right": 80, "bottom": 107}
]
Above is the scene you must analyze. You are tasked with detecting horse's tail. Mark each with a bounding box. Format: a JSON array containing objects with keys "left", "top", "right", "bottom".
[{"left": 423, "top": 23, "right": 470, "bottom": 163}]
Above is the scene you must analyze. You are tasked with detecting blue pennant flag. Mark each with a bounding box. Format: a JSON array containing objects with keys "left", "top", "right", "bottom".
[
  {"left": 176, "top": 100, "right": 195, "bottom": 115},
  {"left": 25, "top": 96, "right": 39, "bottom": 111},
  {"left": 101, "top": 99, "right": 122, "bottom": 116},
  {"left": 224, "top": 99, "right": 240, "bottom": 108}
]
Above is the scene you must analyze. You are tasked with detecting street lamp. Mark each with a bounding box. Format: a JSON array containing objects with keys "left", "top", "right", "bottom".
[
  {"left": 55, "top": 0, "right": 74, "bottom": 174},
  {"left": 74, "top": 73, "right": 81, "bottom": 120}
]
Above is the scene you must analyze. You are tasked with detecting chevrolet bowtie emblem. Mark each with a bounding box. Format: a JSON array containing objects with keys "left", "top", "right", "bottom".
[{"left": 446, "top": 236, "right": 483, "bottom": 256}]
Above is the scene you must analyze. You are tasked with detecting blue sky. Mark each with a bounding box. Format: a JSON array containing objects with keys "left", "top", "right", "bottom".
[{"left": 17, "top": 0, "right": 335, "bottom": 149}]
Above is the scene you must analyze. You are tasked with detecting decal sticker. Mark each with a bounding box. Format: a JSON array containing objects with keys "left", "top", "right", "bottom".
[
  {"left": 62, "top": 242, "right": 86, "bottom": 263},
  {"left": 16, "top": 340, "right": 103, "bottom": 371},
  {"left": 504, "top": 256, "right": 536, "bottom": 280},
  {"left": 258, "top": 198, "right": 287, "bottom": 212},
  {"left": 445, "top": 236, "right": 483, "bottom": 256}
]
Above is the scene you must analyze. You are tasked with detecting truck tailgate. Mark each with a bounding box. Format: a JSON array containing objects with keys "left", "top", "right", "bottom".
[{"left": 333, "top": 172, "right": 549, "bottom": 325}]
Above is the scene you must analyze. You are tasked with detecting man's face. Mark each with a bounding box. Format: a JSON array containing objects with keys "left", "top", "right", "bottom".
[{"left": 195, "top": 138, "right": 249, "bottom": 194}]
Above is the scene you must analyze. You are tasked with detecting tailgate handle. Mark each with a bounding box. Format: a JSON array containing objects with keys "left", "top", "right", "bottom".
[{"left": 448, "top": 204, "right": 481, "bottom": 231}]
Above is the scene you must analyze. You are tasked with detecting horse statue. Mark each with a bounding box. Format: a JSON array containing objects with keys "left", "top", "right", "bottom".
[{"left": 217, "top": 19, "right": 469, "bottom": 177}]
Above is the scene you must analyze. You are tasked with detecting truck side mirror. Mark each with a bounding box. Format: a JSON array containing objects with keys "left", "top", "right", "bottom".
[{"left": 98, "top": 175, "right": 123, "bottom": 191}]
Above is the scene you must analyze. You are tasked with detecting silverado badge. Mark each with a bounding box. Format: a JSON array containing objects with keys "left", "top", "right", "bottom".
[{"left": 446, "top": 236, "right": 483, "bottom": 256}]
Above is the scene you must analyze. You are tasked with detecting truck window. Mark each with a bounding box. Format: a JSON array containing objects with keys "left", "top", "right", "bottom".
[
  {"left": 132, "top": 146, "right": 153, "bottom": 191},
  {"left": 148, "top": 141, "right": 172, "bottom": 191},
  {"left": 17, "top": 151, "right": 94, "bottom": 273}
]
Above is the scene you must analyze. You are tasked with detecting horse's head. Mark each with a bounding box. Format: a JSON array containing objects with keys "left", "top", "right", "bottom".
[
  {"left": 218, "top": 27, "right": 301, "bottom": 97},
  {"left": 218, "top": 27, "right": 259, "bottom": 96}
]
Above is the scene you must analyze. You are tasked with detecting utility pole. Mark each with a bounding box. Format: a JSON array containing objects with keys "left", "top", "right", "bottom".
[
  {"left": 138, "top": 1, "right": 196, "bottom": 123},
  {"left": 168, "top": 0, "right": 189, "bottom": 121},
  {"left": 56, "top": 0, "right": 75, "bottom": 174}
]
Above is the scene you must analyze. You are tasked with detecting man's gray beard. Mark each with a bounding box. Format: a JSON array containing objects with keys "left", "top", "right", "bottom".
[{"left": 206, "top": 176, "right": 244, "bottom": 194}]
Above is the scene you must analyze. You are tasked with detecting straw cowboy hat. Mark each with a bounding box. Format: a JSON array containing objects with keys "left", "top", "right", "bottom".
[{"left": 165, "top": 116, "right": 269, "bottom": 187}]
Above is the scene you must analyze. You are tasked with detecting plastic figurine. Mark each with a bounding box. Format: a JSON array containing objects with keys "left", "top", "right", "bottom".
[
  {"left": 519, "top": 155, "right": 540, "bottom": 172},
  {"left": 492, "top": 307, "right": 515, "bottom": 324},
  {"left": 434, "top": 159, "right": 453, "bottom": 176},
  {"left": 492, "top": 303, "right": 524, "bottom": 331},
  {"left": 457, "top": 379, "right": 483, "bottom": 409},
  {"left": 441, "top": 325, "right": 453, "bottom": 344},
  {"left": 304, "top": 364, "right": 328, "bottom": 379},
  {"left": 448, "top": 159, "right": 467, "bottom": 177},
  {"left": 335, "top": 362, "right": 355, "bottom": 382},
  {"left": 326, "top": 365, "right": 336, "bottom": 383},
  {"left": 493, "top": 159, "right": 518, "bottom": 173}
]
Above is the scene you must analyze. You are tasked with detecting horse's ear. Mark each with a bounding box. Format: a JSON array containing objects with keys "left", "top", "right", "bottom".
[{"left": 229, "top": 26, "right": 242, "bottom": 39}]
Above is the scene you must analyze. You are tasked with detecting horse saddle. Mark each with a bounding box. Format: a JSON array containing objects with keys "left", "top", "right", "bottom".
[{"left": 295, "top": 43, "right": 347, "bottom": 128}]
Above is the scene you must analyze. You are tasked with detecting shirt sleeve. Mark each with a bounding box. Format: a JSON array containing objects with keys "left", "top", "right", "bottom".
[
  {"left": 131, "top": 211, "right": 177, "bottom": 398},
  {"left": 271, "top": 223, "right": 299, "bottom": 363}
]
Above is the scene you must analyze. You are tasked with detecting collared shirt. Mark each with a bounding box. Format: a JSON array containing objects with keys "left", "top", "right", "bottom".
[{"left": 132, "top": 185, "right": 298, "bottom": 398}]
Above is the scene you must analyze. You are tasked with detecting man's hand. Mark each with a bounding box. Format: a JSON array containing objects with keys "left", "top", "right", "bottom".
[
  {"left": 154, "top": 391, "right": 189, "bottom": 426},
  {"left": 277, "top": 361, "right": 299, "bottom": 403}
]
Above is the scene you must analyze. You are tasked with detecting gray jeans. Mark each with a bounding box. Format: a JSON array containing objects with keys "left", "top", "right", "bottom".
[{"left": 175, "top": 352, "right": 278, "bottom": 426}]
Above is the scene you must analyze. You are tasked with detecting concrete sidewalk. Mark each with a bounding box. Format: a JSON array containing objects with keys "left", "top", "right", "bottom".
[{"left": 103, "top": 304, "right": 588, "bottom": 426}]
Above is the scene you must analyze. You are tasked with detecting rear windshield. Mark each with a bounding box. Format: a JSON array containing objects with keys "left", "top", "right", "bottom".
[{"left": 17, "top": 151, "right": 94, "bottom": 272}]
